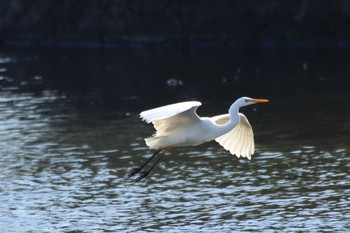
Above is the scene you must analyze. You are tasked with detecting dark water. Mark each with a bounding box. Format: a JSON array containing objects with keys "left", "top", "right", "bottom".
[{"left": 0, "top": 50, "right": 349, "bottom": 232}]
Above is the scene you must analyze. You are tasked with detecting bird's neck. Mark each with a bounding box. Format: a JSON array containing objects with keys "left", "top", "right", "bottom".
[
  {"left": 228, "top": 101, "right": 240, "bottom": 117},
  {"left": 214, "top": 102, "right": 240, "bottom": 137},
  {"left": 227, "top": 102, "right": 240, "bottom": 128}
]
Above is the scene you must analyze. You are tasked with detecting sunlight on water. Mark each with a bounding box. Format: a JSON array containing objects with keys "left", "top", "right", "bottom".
[{"left": 0, "top": 90, "right": 349, "bottom": 232}]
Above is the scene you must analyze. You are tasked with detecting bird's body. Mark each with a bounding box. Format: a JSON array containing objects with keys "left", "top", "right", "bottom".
[
  {"left": 142, "top": 102, "right": 227, "bottom": 148},
  {"left": 128, "top": 97, "right": 268, "bottom": 181}
]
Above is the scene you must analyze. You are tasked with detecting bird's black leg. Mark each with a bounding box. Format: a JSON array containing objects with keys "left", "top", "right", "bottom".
[
  {"left": 135, "top": 150, "right": 166, "bottom": 182},
  {"left": 127, "top": 149, "right": 161, "bottom": 179}
]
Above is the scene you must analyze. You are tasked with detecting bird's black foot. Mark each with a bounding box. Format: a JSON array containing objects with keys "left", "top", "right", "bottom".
[
  {"left": 135, "top": 170, "right": 150, "bottom": 182},
  {"left": 127, "top": 149, "right": 167, "bottom": 182},
  {"left": 126, "top": 168, "right": 141, "bottom": 179}
]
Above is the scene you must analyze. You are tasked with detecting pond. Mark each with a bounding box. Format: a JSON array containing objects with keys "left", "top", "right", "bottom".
[{"left": 0, "top": 49, "right": 349, "bottom": 232}]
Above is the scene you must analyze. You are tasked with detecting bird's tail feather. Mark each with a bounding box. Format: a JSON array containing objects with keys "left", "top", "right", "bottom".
[{"left": 145, "top": 136, "right": 168, "bottom": 149}]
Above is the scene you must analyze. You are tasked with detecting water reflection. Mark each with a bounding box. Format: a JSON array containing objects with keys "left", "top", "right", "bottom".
[
  {"left": 2, "top": 48, "right": 350, "bottom": 110},
  {"left": 0, "top": 90, "right": 349, "bottom": 232},
  {"left": 1, "top": 46, "right": 350, "bottom": 232}
]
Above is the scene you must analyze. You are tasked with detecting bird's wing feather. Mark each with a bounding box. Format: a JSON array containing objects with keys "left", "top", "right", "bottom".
[
  {"left": 140, "top": 101, "right": 201, "bottom": 123},
  {"left": 211, "top": 113, "right": 230, "bottom": 125},
  {"left": 140, "top": 101, "right": 202, "bottom": 136},
  {"left": 214, "top": 113, "right": 254, "bottom": 160}
]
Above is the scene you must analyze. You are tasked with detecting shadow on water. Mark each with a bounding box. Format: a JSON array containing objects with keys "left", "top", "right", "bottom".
[
  {"left": 1, "top": 47, "right": 350, "bottom": 109},
  {"left": 0, "top": 49, "right": 349, "bottom": 232}
]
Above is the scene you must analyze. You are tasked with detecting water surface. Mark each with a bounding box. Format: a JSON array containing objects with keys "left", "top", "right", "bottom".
[
  {"left": 0, "top": 90, "right": 348, "bottom": 232},
  {"left": 0, "top": 50, "right": 349, "bottom": 232}
]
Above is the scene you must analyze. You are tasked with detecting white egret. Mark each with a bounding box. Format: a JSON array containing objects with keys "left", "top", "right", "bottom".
[{"left": 128, "top": 97, "right": 269, "bottom": 181}]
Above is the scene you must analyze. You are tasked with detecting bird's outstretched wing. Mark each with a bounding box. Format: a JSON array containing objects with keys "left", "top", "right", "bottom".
[
  {"left": 213, "top": 113, "right": 254, "bottom": 160},
  {"left": 140, "top": 101, "right": 202, "bottom": 136}
]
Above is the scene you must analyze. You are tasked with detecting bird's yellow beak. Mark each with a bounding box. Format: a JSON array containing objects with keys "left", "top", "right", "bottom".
[{"left": 250, "top": 98, "right": 269, "bottom": 103}]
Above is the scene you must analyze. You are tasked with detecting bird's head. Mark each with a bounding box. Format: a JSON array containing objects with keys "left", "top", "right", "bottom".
[
  {"left": 238, "top": 97, "right": 269, "bottom": 107},
  {"left": 229, "top": 97, "right": 269, "bottom": 114}
]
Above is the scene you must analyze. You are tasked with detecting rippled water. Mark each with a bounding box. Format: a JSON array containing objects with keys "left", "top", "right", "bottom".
[
  {"left": 1, "top": 48, "right": 350, "bottom": 232},
  {"left": 0, "top": 89, "right": 349, "bottom": 232}
]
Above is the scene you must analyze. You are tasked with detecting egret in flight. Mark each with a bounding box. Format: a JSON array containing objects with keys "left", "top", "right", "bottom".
[{"left": 128, "top": 97, "right": 269, "bottom": 181}]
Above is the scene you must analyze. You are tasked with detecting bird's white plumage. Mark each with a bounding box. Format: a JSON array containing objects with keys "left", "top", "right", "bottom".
[
  {"left": 151, "top": 108, "right": 201, "bottom": 137},
  {"left": 140, "top": 101, "right": 201, "bottom": 123},
  {"left": 213, "top": 113, "right": 254, "bottom": 160},
  {"left": 140, "top": 101, "right": 202, "bottom": 149},
  {"left": 140, "top": 97, "right": 268, "bottom": 160}
]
